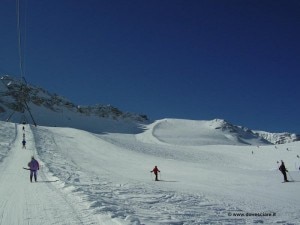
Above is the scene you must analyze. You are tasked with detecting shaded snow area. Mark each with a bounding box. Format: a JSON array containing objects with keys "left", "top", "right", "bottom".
[{"left": 1, "top": 119, "right": 300, "bottom": 225}]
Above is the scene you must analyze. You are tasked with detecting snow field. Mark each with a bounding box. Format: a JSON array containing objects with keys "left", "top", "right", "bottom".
[{"left": 1, "top": 119, "right": 300, "bottom": 225}]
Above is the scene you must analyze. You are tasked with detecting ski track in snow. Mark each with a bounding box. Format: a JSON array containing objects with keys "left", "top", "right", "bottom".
[{"left": 0, "top": 124, "right": 99, "bottom": 225}]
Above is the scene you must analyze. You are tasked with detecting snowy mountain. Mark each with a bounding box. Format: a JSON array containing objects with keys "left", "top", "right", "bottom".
[
  {"left": 1, "top": 75, "right": 299, "bottom": 144},
  {"left": 254, "top": 130, "right": 300, "bottom": 144},
  {"left": 1, "top": 76, "right": 300, "bottom": 225},
  {"left": 0, "top": 75, "right": 149, "bottom": 133}
]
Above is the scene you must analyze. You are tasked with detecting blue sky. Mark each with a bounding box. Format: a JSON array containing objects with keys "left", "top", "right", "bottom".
[{"left": 1, "top": 0, "right": 300, "bottom": 133}]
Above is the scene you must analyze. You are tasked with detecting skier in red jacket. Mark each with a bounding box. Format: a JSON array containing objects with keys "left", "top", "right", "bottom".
[{"left": 150, "top": 166, "right": 160, "bottom": 181}]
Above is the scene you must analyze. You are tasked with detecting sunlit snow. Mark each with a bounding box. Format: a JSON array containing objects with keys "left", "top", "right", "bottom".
[{"left": 0, "top": 118, "right": 300, "bottom": 225}]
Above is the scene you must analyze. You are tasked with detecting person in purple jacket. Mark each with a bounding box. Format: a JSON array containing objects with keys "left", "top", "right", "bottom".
[{"left": 28, "top": 156, "right": 40, "bottom": 182}]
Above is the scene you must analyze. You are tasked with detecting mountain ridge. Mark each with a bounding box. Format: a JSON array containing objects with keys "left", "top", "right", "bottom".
[
  {"left": 0, "top": 75, "right": 148, "bottom": 134},
  {"left": 1, "top": 75, "right": 299, "bottom": 144}
]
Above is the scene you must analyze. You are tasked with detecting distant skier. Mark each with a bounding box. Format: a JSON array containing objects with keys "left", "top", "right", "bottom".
[
  {"left": 22, "top": 126, "right": 25, "bottom": 131},
  {"left": 22, "top": 140, "right": 26, "bottom": 149},
  {"left": 28, "top": 156, "right": 40, "bottom": 182},
  {"left": 279, "top": 160, "right": 289, "bottom": 182},
  {"left": 150, "top": 166, "right": 160, "bottom": 181}
]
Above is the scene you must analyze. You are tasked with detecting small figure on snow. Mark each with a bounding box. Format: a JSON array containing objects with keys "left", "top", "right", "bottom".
[
  {"left": 28, "top": 156, "right": 40, "bottom": 182},
  {"left": 279, "top": 160, "right": 289, "bottom": 182},
  {"left": 22, "top": 126, "right": 25, "bottom": 131},
  {"left": 22, "top": 140, "right": 26, "bottom": 149},
  {"left": 150, "top": 166, "right": 160, "bottom": 181}
]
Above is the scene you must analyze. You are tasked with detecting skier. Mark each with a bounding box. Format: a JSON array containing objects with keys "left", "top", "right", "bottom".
[
  {"left": 150, "top": 166, "right": 160, "bottom": 181},
  {"left": 28, "top": 156, "right": 40, "bottom": 182},
  {"left": 22, "top": 140, "right": 26, "bottom": 149},
  {"left": 279, "top": 160, "right": 289, "bottom": 182}
]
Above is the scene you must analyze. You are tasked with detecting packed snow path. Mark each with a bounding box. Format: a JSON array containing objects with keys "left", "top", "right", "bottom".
[{"left": 0, "top": 124, "right": 97, "bottom": 225}]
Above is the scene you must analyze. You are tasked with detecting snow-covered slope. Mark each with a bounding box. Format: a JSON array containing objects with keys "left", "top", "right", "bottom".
[
  {"left": 1, "top": 120, "right": 300, "bottom": 225},
  {"left": 0, "top": 75, "right": 148, "bottom": 134},
  {"left": 0, "top": 122, "right": 100, "bottom": 225},
  {"left": 1, "top": 73, "right": 300, "bottom": 223},
  {"left": 254, "top": 130, "right": 300, "bottom": 144},
  {"left": 1, "top": 75, "right": 299, "bottom": 144},
  {"left": 148, "top": 118, "right": 271, "bottom": 146}
]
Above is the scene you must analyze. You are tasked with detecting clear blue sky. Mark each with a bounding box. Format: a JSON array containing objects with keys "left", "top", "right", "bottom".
[{"left": 1, "top": 0, "right": 300, "bottom": 133}]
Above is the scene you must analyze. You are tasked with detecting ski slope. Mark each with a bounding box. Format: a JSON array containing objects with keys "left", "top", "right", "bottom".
[
  {"left": 0, "top": 122, "right": 101, "bottom": 225},
  {"left": 0, "top": 119, "right": 300, "bottom": 225}
]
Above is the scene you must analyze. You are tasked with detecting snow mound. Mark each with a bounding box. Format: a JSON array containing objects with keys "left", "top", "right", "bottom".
[{"left": 144, "top": 118, "right": 271, "bottom": 146}]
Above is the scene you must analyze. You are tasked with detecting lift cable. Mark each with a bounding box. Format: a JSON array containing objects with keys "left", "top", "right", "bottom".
[
  {"left": 13, "top": 0, "right": 37, "bottom": 126},
  {"left": 16, "top": 0, "right": 26, "bottom": 83}
]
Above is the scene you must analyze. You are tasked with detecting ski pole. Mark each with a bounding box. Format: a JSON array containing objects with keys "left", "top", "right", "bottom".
[{"left": 287, "top": 172, "right": 294, "bottom": 181}]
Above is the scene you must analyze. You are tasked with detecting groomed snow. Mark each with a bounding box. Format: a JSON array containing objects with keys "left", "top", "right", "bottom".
[{"left": 0, "top": 119, "right": 300, "bottom": 225}]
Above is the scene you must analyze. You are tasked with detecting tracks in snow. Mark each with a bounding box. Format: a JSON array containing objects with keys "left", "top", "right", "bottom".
[{"left": 0, "top": 124, "right": 98, "bottom": 225}]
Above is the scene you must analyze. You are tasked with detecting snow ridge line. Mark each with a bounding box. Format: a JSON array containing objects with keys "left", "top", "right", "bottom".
[{"left": 151, "top": 120, "right": 170, "bottom": 145}]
